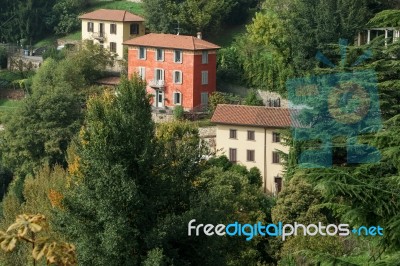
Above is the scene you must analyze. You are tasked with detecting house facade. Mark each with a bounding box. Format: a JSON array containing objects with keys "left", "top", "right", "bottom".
[
  {"left": 123, "top": 33, "right": 220, "bottom": 110},
  {"left": 79, "top": 9, "right": 145, "bottom": 59},
  {"left": 211, "top": 104, "right": 291, "bottom": 194}
]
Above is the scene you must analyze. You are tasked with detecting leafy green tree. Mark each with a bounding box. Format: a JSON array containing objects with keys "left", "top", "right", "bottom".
[
  {"left": 143, "top": 0, "right": 181, "bottom": 33},
  {"left": 0, "top": 0, "right": 56, "bottom": 43},
  {"left": 243, "top": 90, "right": 264, "bottom": 106},
  {"left": 143, "top": 0, "right": 253, "bottom": 35},
  {"left": 178, "top": 0, "right": 234, "bottom": 34},
  {"left": 56, "top": 77, "right": 154, "bottom": 265},
  {"left": 217, "top": 46, "right": 244, "bottom": 84},
  {"left": 1, "top": 81, "right": 81, "bottom": 176},
  {"left": 146, "top": 166, "right": 275, "bottom": 265},
  {"left": 51, "top": 0, "right": 87, "bottom": 35},
  {"left": 237, "top": 9, "right": 294, "bottom": 93},
  {"left": 271, "top": 176, "right": 347, "bottom": 265},
  {"left": 280, "top": 15, "right": 400, "bottom": 263},
  {"left": 66, "top": 41, "right": 115, "bottom": 85}
]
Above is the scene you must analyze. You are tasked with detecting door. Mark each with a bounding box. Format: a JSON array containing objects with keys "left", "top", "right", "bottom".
[{"left": 156, "top": 90, "right": 164, "bottom": 107}]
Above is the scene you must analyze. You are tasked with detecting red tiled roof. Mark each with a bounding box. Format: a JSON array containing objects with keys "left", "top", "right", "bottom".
[
  {"left": 211, "top": 104, "right": 291, "bottom": 128},
  {"left": 79, "top": 9, "right": 144, "bottom": 22},
  {"left": 123, "top": 33, "right": 221, "bottom": 50}
]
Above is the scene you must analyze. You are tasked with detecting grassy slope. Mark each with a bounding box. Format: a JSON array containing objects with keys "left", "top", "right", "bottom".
[
  {"left": 89, "top": 0, "right": 144, "bottom": 14},
  {"left": 208, "top": 24, "right": 247, "bottom": 47}
]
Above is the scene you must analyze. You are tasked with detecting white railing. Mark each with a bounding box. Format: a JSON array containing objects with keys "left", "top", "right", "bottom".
[
  {"left": 149, "top": 80, "right": 165, "bottom": 88},
  {"left": 91, "top": 32, "right": 106, "bottom": 40}
]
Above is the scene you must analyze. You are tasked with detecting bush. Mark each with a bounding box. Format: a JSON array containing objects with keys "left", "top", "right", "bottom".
[
  {"left": 173, "top": 105, "right": 184, "bottom": 120},
  {"left": 244, "top": 89, "right": 264, "bottom": 106}
]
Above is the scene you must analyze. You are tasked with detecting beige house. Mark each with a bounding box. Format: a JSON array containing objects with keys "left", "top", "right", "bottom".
[
  {"left": 211, "top": 104, "right": 291, "bottom": 194},
  {"left": 79, "top": 9, "right": 145, "bottom": 59}
]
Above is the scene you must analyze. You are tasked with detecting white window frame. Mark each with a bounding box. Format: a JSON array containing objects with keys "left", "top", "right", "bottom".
[
  {"left": 173, "top": 70, "right": 182, "bottom": 84},
  {"left": 202, "top": 50, "right": 208, "bottom": 64},
  {"left": 173, "top": 92, "right": 182, "bottom": 105},
  {"left": 87, "top": 22, "right": 94, "bottom": 32},
  {"left": 137, "top": 67, "right": 146, "bottom": 80},
  {"left": 154, "top": 68, "right": 164, "bottom": 81},
  {"left": 139, "top": 47, "right": 146, "bottom": 60},
  {"left": 156, "top": 48, "right": 164, "bottom": 61},
  {"left": 201, "top": 71, "right": 208, "bottom": 85},
  {"left": 174, "top": 50, "right": 182, "bottom": 63}
]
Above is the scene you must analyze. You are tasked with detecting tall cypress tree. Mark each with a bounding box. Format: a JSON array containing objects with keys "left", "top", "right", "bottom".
[{"left": 56, "top": 76, "right": 154, "bottom": 265}]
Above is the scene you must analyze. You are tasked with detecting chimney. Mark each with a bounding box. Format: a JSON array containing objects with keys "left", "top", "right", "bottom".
[{"left": 197, "top": 32, "right": 202, "bottom": 40}]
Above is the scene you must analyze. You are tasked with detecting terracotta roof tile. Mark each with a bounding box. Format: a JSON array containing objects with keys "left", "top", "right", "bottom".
[
  {"left": 123, "top": 33, "right": 221, "bottom": 50},
  {"left": 79, "top": 9, "right": 144, "bottom": 22},
  {"left": 211, "top": 104, "right": 291, "bottom": 128}
]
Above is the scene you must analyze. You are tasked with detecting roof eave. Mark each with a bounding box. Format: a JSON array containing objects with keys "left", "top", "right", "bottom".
[{"left": 211, "top": 121, "right": 290, "bottom": 128}]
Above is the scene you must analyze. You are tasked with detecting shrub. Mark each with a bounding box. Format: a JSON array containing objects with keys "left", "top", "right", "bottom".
[{"left": 173, "top": 105, "right": 184, "bottom": 120}]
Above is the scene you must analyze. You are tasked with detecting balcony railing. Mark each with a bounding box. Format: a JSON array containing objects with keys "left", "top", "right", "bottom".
[
  {"left": 149, "top": 80, "right": 165, "bottom": 88},
  {"left": 91, "top": 32, "right": 106, "bottom": 40}
]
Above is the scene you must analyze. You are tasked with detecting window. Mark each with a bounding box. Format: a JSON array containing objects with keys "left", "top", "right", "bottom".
[
  {"left": 229, "top": 148, "right": 237, "bottom": 163},
  {"left": 139, "top": 47, "right": 146, "bottom": 59},
  {"left": 273, "top": 132, "right": 281, "bottom": 143},
  {"left": 110, "top": 23, "right": 117, "bottom": 34},
  {"left": 99, "top": 40, "right": 104, "bottom": 49},
  {"left": 173, "top": 71, "right": 182, "bottom": 84},
  {"left": 137, "top": 67, "right": 145, "bottom": 80},
  {"left": 156, "top": 48, "right": 164, "bottom": 61},
  {"left": 87, "top": 22, "right": 94, "bottom": 32},
  {"left": 202, "top": 51, "right": 208, "bottom": 64},
  {"left": 247, "top": 150, "right": 255, "bottom": 162},
  {"left": 201, "top": 71, "right": 208, "bottom": 85},
  {"left": 173, "top": 92, "right": 182, "bottom": 105},
  {"left": 99, "top": 23, "right": 104, "bottom": 36},
  {"left": 272, "top": 152, "right": 280, "bottom": 164},
  {"left": 201, "top": 92, "right": 208, "bottom": 105},
  {"left": 247, "top": 131, "right": 255, "bottom": 141},
  {"left": 155, "top": 68, "right": 164, "bottom": 81},
  {"left": 229, "top": 129, "right": 237, "bottom": 139},
  {"left": 275, "top": 176, "right": 283, "bottom": 194},
  {"left": 174, "top": 50, "right": 182, "bottom": 63},
  {"left": 267, "top": 98, "right": 281, "bottom": 107},
  {"left": 109, "top": 42, "right": 117, "bottom": 53},
  {"left": 130, "top": 23, "right": 139, "bottom": 35}
]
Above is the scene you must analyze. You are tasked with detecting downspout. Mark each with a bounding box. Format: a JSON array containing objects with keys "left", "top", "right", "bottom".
[{"left": 264, "top": 127, "right": 267, "bottom": 193}]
